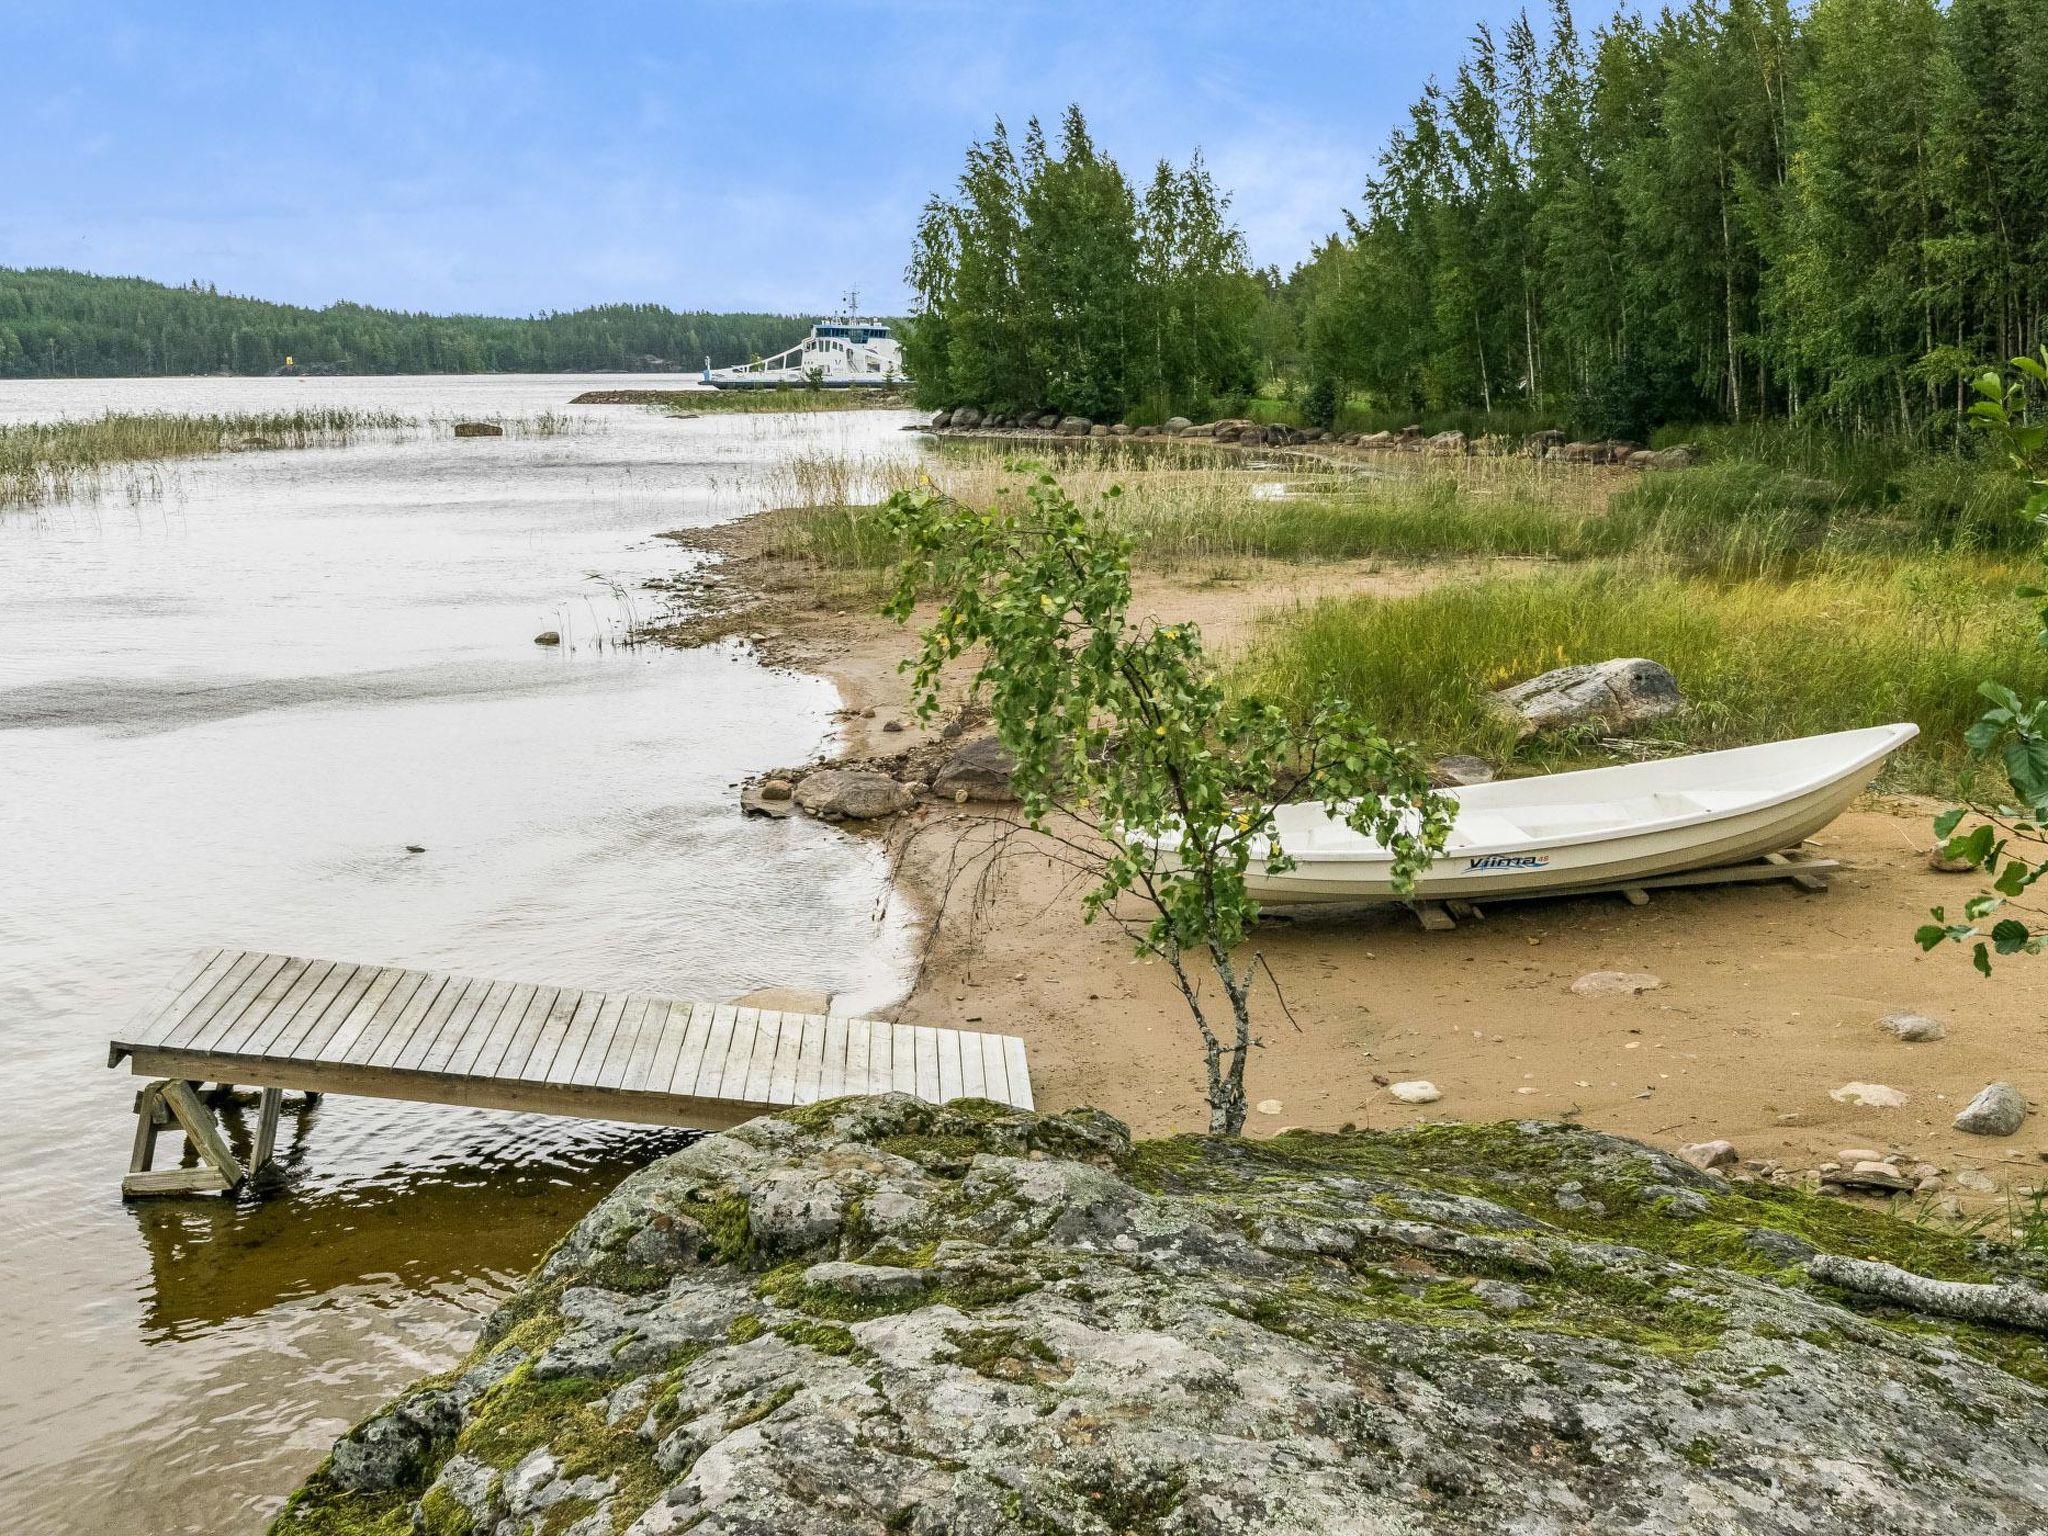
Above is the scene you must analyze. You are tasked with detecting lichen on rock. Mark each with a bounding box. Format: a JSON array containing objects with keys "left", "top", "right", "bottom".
[{"left": 270, "top": 1099, "right": 2048, "bottom": 1535}]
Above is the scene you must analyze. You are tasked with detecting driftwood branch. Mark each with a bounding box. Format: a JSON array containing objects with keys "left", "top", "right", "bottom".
[{"left": 1809, "top": 1254, "right": 2048, "bottom": 1332}]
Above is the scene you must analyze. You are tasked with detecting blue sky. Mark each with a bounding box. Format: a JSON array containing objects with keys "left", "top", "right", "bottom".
[{"left": 1, "top": 1, "right": 1518, "bottom": 317}]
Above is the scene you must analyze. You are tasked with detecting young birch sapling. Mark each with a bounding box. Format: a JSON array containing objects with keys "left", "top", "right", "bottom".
[{"left": 882, "top": 469, "right": 1451, "bottom": 1134}]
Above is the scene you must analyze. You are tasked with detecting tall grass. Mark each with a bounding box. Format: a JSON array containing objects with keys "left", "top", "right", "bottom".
[
  {"left": 764, "top": 439, "right": 1627, "bottom": 569},
  {"left": 0, "top": 408, "right": 409, "bottom": 508},
  {"left": 1234, "top": 556, "right": 2041, "bottom": 793}
]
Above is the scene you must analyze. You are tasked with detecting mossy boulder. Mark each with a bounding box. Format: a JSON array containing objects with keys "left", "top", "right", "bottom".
[{"left": 271, "top": 1101, "right": 2048, "bottom": 1535}]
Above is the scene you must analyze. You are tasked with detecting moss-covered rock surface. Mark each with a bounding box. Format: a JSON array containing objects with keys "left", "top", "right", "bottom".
[{"left": 270, "top": 1098, "right": 2048, "bottom": 1535}]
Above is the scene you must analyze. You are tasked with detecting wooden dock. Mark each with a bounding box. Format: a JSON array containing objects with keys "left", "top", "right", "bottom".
[{"left": 108, "top": 948, "right": 1034, "bottom": 1198}]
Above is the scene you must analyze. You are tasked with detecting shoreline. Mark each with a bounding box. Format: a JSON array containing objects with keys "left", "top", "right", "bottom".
[{"left": 661, "top": 502, "right": 2048, "bottom": 1209}]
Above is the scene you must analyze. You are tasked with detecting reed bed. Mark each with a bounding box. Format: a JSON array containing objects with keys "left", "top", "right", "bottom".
[{"left": 0, "top": 407, "right": 410, "bottom": 508}]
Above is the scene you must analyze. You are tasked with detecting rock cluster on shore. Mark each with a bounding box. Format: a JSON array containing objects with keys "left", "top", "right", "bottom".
[
  {"left": 925, "top": 408, "right": 1700, "bottom": 468},
  {"left": 270, "top": 1101, "right": 2048, "bottom": 1535}
]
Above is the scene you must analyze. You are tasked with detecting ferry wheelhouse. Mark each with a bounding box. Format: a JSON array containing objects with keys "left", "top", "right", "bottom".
[{"left": 702, "top": 298, "right": 907, "bottom": 390}]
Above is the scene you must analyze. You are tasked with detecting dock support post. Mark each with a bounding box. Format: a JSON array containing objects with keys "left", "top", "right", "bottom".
[
  {"left": 251, "top": 1087, "right": 283, "bottom": 1175},
  {"left": 122, "top": 1078, "right": 243, "bottom": 1199}
]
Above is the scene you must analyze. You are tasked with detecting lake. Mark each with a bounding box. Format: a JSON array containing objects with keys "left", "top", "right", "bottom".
[{"left": 0, "top": 375, "right": 923, "bottom": 1533}]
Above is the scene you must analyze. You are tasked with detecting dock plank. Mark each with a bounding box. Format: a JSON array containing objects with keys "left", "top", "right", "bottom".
[
  {"left": 107, "top": 950, "right": 1035, "bottom": 1151},
  {"left": 890, "top": 1024, "right": 917, "bottom": 1095},
  {"left": 980, "top": 1032, "right": 1010, "bottom": 1103},
  {"left": 794, "top": 1015, "right": 826, "bottom": 1104},
  {"left": 348, "top": 970, "right": 445, "bottom": 1067},
  {"left": 959, "top": 1031, "right": 986, "bottom": 1100},
  {"left": 385, "top": 974, "right": 476, "bottom": 1070},
  {"left": 155, "top": 950, "right": 267, "bottom": 1049},
  {"left": 819, "top": 1015, "right": 849, "bottom": 1100}
]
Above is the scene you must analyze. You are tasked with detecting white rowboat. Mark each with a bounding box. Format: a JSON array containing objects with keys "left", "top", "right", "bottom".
[{"left": 1179, "top": 723, "right": 1918, "bottom": 906}]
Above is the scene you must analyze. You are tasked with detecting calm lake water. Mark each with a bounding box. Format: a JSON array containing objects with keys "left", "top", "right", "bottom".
[{"left": 0, "top": 376, "right": 923, "bottom": 1533}]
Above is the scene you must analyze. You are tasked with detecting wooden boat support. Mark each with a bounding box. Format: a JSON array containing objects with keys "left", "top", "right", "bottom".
[
  {"left": 108, "top": 948, "right": 1034, "bottom": 1200},
  {"left": 1403, "top": 848, "right": 1842, "bottom": 931}
]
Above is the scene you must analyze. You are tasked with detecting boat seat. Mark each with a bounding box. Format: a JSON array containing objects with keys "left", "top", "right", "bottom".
[{"left": 1444, "top": 811, "right": 1528, "bottom": 850}]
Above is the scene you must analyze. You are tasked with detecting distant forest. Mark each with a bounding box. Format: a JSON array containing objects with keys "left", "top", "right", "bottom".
[{"left": 0, "top": 268, "right": 806, "bottom": 378}]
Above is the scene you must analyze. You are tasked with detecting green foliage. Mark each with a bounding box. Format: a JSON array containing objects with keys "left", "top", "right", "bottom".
[
  {"left": 0, "top": 266, "right": 804, "bottom": 378},
  {"left": 1268, "top": 0, "right": 2048, "bottom": 437},
  {"left": 880, "top": 468, "right": 1449, "bottom": 1133},
  {"left": 903, "top": 108, "right": 1259, "bottom": 421},
  {"left": 1920, "top": 350, "right": 2048, "bottom": 972}
]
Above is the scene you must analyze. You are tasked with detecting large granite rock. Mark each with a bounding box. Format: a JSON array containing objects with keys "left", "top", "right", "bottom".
[
  {"left": 1493, "top": 657, "right": 1683, "bottom": 738},
  {"left": 931, "top": 733, "right": 1019, "bottom": 802},
  {"left": 274, "top": 1103, "right": 2048, "bottom": 1536},
  {"left": 792, "top": 769, "right": 913, "bottom": 821}
]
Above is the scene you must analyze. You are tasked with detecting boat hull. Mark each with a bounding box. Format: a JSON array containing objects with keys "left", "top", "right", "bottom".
[
  {"left": 1245, "top": 769, "right": 1874, "bottom": 905},
  {"left": 1147, "top": 723, "right": 1922, "bottom": 909}
]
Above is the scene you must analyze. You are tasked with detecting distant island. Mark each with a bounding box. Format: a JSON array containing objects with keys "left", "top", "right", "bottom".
[{"left": 0, "top": 267, "right": 807, "bottom": 378}]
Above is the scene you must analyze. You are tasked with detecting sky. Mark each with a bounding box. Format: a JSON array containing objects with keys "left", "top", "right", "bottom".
[{"left": 0, "top": 1, "right": 1523, "bottom": 318}]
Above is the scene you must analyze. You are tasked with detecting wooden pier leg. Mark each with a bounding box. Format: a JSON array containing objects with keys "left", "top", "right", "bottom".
[
  {"left": 161, "top": 1079, "right": 245, "bottom": 1189},
  {"left": 128, "top": 1081, "right": 169, "bottom": 1175},
  {"left": 123, "top": 1079, "right": 234, "bottom": 1198},
  {"left": 251, "top": 1087, "right": 283, "bottom": 1175}
]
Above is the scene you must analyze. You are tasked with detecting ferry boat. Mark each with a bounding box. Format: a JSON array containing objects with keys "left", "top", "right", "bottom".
[{"left": 702, "top": 294, "right": 907, "bottom": 390}]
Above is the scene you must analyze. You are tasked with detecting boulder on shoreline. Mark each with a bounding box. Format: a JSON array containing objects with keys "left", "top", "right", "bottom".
[
  {"left": 791, "top": 768, "right": 914, "bottom": 821},
  {"left": 272, "top": 1104, "right": 2048, "bottom": 1536},
  {"left": 931, "top": 733, "right": 1019, "bottom": 802}
]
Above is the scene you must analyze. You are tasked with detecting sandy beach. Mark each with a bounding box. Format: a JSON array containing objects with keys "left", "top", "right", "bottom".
[{"left": 684, "top": 508, "right": 2048, "bottom": 1193}]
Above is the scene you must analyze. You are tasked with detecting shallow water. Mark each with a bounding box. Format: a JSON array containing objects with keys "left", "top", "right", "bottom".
[{"left": 0, "top": 376, "right": 923, "bottom": 1533}]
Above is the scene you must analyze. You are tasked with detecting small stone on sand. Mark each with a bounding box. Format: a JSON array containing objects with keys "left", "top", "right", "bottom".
[
  {"left": 1256, "top": 1099, "right": 1283, "bottom": 1116},
  {"left": 1679, "top": 1139, "right": 1739, "bottom": 1171},
  {"left": 1830, "top": 1082, "right": 1908, "bottom": 1109},
  {"left": 1570, "top": 971, "right": 1663, "bottom": 997},
  {"left": 1955, "top": 1081, "right": 2028, "bottom": 1137},
  {"left": 1878, "top": 1010, "right": 1946, "bottom": 1042},
  {"left": 1389, "top": 1081, "right": 1441, "bottom": 1104}
]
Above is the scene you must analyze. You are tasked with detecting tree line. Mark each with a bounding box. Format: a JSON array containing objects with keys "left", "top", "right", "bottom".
[
  {"left": 0, "top": 268, "right": 805, "bottom": 378},
  {"left": 903, "top": 106, "right": 1262, "bottom": 421},
  {"left": 1272, "top": 0, "right": 2048, "bottom": 438}
]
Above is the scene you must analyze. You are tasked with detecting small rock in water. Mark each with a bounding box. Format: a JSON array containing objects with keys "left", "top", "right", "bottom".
[
  {"left": 1955, "top": 1081, "right": 2028, "bottom": 1137},
  {"left": 1830, "top": 1081, "right": 1907, "bottom": 1108},
  {"left": 1878, "top": 1010, "right": 1946, "bottom": 1043},
  {"left": 404, "top": 844, "right": 426, "bottom": 854},
  {"left": 1570, "top": 971, "right": 1663, "bottom": 997},
  {"left": 1255, "top": 1099, "right": 1283, "bottom": 1116},
  {"left": 532, "top": 630, "right": 561, "bottom": 646},
  {"left": 1678, "top": 1139, "right": 1738, "bottom": 1171},
  {"left": 452, "top": 420, "right": 503, "bottom": 438},
  {"left": 758, "top": 778, "right": 794, "bottom": 802},
  {"left": 1388, "top": 1080, "right": 1441, "bottom": 1105}
]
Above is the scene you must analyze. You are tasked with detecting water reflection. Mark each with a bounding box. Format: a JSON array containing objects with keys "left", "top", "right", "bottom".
[{"left": 131, "top": 1097, "right": 696, "bottom": 1340}]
